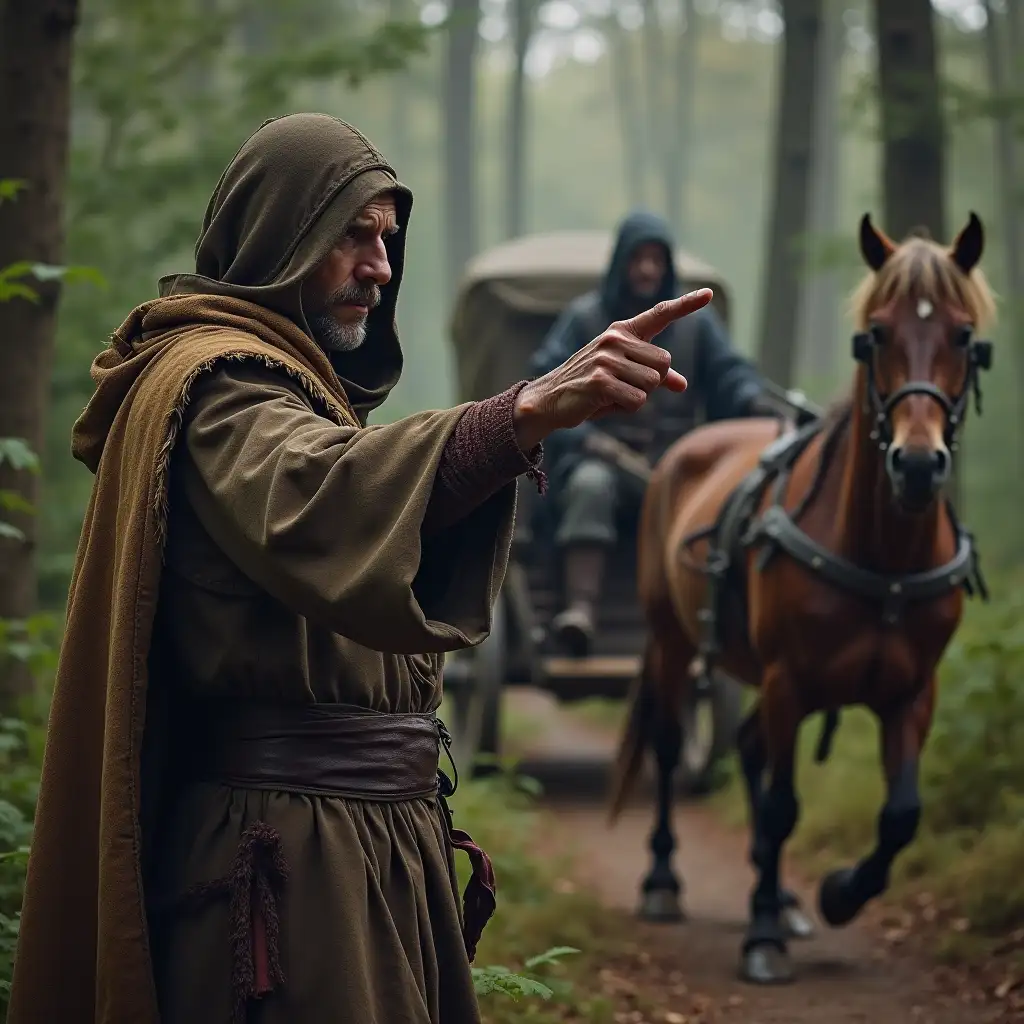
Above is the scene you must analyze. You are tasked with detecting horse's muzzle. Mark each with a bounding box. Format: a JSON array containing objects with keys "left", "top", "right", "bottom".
[{"left": 885, "top": 444, "right": 950, "bottom": 510}]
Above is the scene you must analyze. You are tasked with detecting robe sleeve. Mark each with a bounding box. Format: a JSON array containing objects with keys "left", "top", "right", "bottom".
[
  {"left": 422, "top": 380, "right": 545, "bottom": 536},
  {"left": 177, "top": 361, "right": 518, "bottom": 654}
]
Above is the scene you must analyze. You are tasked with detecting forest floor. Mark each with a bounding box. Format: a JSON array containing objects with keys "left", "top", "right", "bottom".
[{"left": 473, "top": 689, "right": 1022, "bottom": 1024}]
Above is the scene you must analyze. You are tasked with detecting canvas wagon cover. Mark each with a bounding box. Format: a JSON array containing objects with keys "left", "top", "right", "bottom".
[{"left": 449, "top": 229, "right": 731, "bottom": 402}]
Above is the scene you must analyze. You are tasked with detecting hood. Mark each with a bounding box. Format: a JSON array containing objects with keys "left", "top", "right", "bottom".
[
  {"left": 600, "top": 210, "right": 678, "bottom": 320},
  {"left": 158, "top": 112, "right": 413, "bottom": 419}
]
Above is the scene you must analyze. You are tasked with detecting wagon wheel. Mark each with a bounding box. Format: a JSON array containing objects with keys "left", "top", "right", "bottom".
[
  {"left": 472, "top": 590, "right": 507, "bottom": 777},
  {"left": 444, "top": 593, "right": 508, "bottom": 779},
  {"left": 678, "top": 670, "right": 744, "bottom": 797},
  {"left": 444, "top": 655, "right": 479, "bottom": 768}
]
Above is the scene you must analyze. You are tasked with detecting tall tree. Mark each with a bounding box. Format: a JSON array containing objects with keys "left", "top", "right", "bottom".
[
  {"left": 388, "top": 0, "right": 415, "bottom": 174},
  {"left": 873, "top": 0, "right": 953, "bottom": 503},
  {"left": 443, "top": 0, "right": 480, "bottom": 295},
  {"left": 666, "top": 0, "right": 700, "bottom": 239},
  {"left": 640, "top": 0, "right": 665, "bottom": 213},
  {"left": 796, "top": 0, "right": 844, "bottom": 385},
  {"left": 0, "top": 0, "right": 80, "bottom": 702},
  {"left": 873, "top": 0, "right": 946, "bottom": 241},
  {"left": 605, "top": 13, "right": 647, "bottom": 208},
  {"left": 756, "top": 0, "right": 823, "bottom": 390},
  {"left": 505, "top": 0, "right": 536, "bottom": 239},
  {"left": 982, "top": 0, "right": 1024, "bottom": 437}
]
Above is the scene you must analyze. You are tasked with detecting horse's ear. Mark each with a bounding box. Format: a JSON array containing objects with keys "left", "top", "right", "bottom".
[
  {"left": 950, "top": 211, "right": 984, "bottom": 274},
  {"left": 859, "top": 213, "right": 895, "bottom": 271}
]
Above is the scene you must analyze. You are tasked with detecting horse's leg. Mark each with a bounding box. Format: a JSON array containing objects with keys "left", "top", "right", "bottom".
[
  {"left": 818, "top": 679, "right": 934, "bottom": 927},
  {"left": 737, "top": 705, "right": 814, "bottom": 941},
  {"left": 637, "top": 627, "right": 688, "bottom": 923},
  {"left": 740, "top": 667, "right": 801, "bottom": 984}
]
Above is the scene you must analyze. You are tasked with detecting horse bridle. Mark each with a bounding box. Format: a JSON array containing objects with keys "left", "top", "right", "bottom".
[{"left": 851, "top": 323, "right": 993, "bottom": 453}]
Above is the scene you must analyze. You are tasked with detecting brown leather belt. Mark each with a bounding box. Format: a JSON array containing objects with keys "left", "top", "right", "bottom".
[
  {"left": 167, "top": 702, "right": 495, "bottom": 1020},
  {"left": 189, "top": 702, "right": 445, "bottom": 801}
]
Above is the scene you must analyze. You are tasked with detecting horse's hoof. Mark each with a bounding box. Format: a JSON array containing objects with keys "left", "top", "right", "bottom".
[
  {"left": 782, "top": 903, "right": 816, "bottom": 940},
  {"left": 818, "top": 868, "right": 861, "bottom": 928},
  {"left": 739, "top": 942, "right": 794, "bottom": 985},
  {"left": 638, "top": 888, "right": 685, "bottom": 923}
]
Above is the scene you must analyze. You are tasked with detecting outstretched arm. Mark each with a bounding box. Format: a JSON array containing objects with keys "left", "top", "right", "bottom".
[{"left": 422, "top": 381, "right": 544, "bottom": 535}]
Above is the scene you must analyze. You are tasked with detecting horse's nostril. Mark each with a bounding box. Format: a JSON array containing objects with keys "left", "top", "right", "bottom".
[{"left": 931, "top": 448, "right": 949, "bottom": 478}]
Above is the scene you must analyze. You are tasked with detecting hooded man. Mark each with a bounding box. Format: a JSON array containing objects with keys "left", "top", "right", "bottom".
[
  {"left": 529, "top": 210, "right": 771, "bottom": 658},
  {"left": 9, "top": 116, "right": 713, "bottom": 1024}
]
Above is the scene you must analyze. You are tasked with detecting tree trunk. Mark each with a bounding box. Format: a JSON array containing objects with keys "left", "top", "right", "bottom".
[
  {"left": 796, "top": 0, "right": 843, "bottom": 385},
  {"left": 388, "top": 0, "right": 413, "bottom": 174},
  {"left": 756, "top": 0, "right": 822, "bottom": 390},
  {"left": 982, "top": 0, "right": 1024, "bottom": 440},
  {"left": 873, "top": 0, "right": 954, "bottom": 504},
  {"left": 666, "top": 0, "right": 699, "bottom": 238},
  {"left": 443, "top": 0, "right": 480, "bottom": 296},
  {"left": 0, "top": 0, "right": 80, "bottom": 703},
  {"left": 640, "top": 0, "right": 665, "bottom": 213},
  {"left": 606, "top": 15, "right": 647, "bottom": 208},
  {"left": 873, "top": 0, "right": 946, "bottom": 241},
  {"left": 505, "top": 0, "right": 535, "bottom": 239}
]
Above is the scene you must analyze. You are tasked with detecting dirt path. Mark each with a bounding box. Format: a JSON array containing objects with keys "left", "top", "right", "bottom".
[{"left": 504, "top": 690, "right": 1006, "bottom": 1024}]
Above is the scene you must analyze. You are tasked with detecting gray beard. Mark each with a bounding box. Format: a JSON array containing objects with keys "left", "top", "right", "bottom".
[{"left": 308, "top": 313, "right": 367, "bottom": 353}]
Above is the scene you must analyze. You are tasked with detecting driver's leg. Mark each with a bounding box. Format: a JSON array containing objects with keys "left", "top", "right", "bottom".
[{"left": 553, "top": 458, "right": 618, "bottom": 657}]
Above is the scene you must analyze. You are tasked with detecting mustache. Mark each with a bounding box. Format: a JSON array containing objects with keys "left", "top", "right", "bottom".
[{"left": 328, "top": 283, "right": 381, "bottom": 310}]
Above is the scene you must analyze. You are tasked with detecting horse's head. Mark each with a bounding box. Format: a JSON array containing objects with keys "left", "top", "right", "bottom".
[{"left": 849, "top": 212, "right": 996, "bottom": 512}]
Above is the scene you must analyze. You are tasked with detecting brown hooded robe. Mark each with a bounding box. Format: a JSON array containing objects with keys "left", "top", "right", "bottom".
[{"left": 10, "top": 114, "right": 514, "bottom": 1024}]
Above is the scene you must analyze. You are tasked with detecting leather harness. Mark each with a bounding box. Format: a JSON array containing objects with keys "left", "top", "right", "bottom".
[{"left": 681, "top": 327, "right": 992, "bottom": 725}]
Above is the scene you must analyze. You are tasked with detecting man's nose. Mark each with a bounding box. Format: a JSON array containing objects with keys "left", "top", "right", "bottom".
[{"left": 356, "top": 248, "right": 392, "bottom": 286}]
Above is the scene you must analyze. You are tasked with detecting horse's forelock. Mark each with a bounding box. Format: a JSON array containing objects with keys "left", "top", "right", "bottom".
[{"left": 848, "top": 236, "right": 996, "bottom": 332}]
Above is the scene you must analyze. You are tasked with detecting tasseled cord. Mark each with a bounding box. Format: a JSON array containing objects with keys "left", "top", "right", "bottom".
[{"left": 170, "top": 821, "right": 288, "bottom": 1024}]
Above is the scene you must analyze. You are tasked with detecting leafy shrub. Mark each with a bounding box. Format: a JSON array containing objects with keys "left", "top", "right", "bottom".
[
  {"left": 0, "top": 715, "right": 45, "bottom": 1012},
  {"left": 922, "top": 586, "right": 1024, "bottom": 832}
]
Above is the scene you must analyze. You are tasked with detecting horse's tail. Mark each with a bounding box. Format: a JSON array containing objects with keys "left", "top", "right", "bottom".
[
  {"left": 815, "top": 709, "right": 841, "bottom": 764},
  {"left": 608, "top": 648, "right": 658, "bottom": 823}
]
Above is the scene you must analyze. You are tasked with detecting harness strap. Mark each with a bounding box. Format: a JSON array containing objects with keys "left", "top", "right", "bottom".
[{"left": 750, "top": 505, "right": 979, "bottom": 625}]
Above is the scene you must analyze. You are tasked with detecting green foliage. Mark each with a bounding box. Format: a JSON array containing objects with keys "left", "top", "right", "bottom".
[
  {"left": 471, "top": 946, "right": 579, "bottom": 1001},
  {"left": 0, "top": 715, "right": 43, "bottom": 1010},
  {"left": 0, "top": 438, "right": 40, "bottom": 544},
  {"left": 446, "top": 766, "right": 622, "bottom": 1018},
  {"left": 0, "top": 182, "right": 26, "bottom": 206},
  {"left": 922, "top": 588, "right": 1024, "bottom": 832}
]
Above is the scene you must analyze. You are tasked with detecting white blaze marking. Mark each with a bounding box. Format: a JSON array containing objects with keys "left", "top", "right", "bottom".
[{"left": 917, "top": 298, "right": 933, "bottom": 320}]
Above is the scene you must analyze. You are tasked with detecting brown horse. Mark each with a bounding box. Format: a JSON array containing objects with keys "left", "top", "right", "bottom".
[{"left": 608, "top": 213, "right": 995, "bottom": 984}]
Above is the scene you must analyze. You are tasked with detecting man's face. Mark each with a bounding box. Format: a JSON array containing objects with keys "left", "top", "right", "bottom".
[
  {"left": 303, "top": 193, "right": 398, "bottom": 353},
  {"left": 626, "top": 241, "right": 669, "bottom": 300}
]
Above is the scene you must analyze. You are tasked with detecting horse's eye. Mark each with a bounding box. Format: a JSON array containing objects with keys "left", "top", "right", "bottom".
[
  {"left": 953, "top": 325, "right": 973, "bottom": 348},
  {"left": 868, "top": 322, "right": 887, "bottom": 344}
]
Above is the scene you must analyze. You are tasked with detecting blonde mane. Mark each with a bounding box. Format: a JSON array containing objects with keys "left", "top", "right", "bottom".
[{"left": 848, "top": 236, "right": 997, "bottom": 332}]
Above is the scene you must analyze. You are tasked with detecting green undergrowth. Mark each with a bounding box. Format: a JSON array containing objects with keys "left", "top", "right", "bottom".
[
  {"left": 447, "top": 767, "right": 625, "bottom": 1022},
  {"left": 567, "top": 698, "right": 628, "bottom": 734},
  {"left": 714, "top": 570, "right": 1024, "bottom": 964}
]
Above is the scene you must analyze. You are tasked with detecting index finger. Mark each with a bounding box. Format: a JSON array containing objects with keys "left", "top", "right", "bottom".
[{"left": 624, "top": 288, "right": 713, "bottom": 341}]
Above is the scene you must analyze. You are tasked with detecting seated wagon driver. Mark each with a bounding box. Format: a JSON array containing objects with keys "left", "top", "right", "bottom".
[
  {"left": 10, "top": 115, "right": 713, "bottom": 1024},
  {"left": 530, "top": 210, "right": 773, "bottom": 658}
]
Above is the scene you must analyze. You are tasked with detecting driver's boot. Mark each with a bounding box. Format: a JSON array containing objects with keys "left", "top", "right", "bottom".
[{"left": 552, "top": 544, "right": 607, "bottom": 658}]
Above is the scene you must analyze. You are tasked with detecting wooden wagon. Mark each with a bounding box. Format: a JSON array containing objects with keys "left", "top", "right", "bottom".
[{"left": 442, "top": 229, "right": 744, "bottom": 793}]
